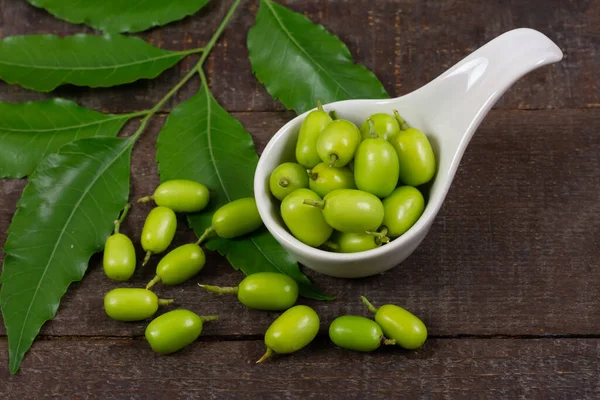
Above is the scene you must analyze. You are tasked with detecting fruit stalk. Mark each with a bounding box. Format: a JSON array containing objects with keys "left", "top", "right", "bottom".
[
  {"left": 113, "top": 203, "right": 131, "bottom": 234},
  {"left": 198, "top": 283, "right": 239, "bottom": 295},
  {"left": 302, "top": 199, "right": 324, "bottom": 208},
  {"left": 142, "top": 251, "right": 153, "bottom": 266},
  {"left": 256, "top": 347, "right": 274, "bottom": 364},
  {"left": 278, "top": 178, "right": 290, "bottom": 187},
  {"left": 393, "top": 110, "right": 409, "bottom": 130},
  {"left": 361, "top": 296, "right": 379, "bottom": 314},
  {"left": 367, "top": 119, "right": 378, "bottom": 138},
  {"left": 200, "top": 316, "right": 219, "bottom": 322},
  {"left": 146, "top": 275, "right": 161, "bottom": 290},
  {"left": 383, "top": 337, "right": 397, "bottom": 346},
  {"left": 137, "top": 195, "right": 154, "bottom": 204},
  {"left": 158, "top": 298, "right": 175, "bottom": 306},
  {"left": 329, "top": 154, "right": 338, "bottom": 167}
]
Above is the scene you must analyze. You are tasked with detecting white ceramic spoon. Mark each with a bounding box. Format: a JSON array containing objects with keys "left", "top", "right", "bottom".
[{"left": 254, "top": 28, "right": 563, "bottom": 278}]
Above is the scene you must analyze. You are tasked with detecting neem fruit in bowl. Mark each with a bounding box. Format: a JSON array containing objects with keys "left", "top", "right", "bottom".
[{"left": 255, "top": 29, "right": 563, "bottom": 278}]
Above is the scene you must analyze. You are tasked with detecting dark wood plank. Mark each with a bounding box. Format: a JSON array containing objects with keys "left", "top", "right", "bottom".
[
  {"left": 1, "top": 109, "right": 598, "bottom": 338},
  {"left": 0, "top": 0, "right": 597, "bottom": 113},
  {"left": 1, "top": 337, "right": 599, "bottom": 398}
]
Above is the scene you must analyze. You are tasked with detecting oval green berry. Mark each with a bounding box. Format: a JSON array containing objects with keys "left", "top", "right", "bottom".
[
  {"left": 306, "top": 189, "right": 384, "bottom": 233},
  {"left": 281, "top": 188, "right": 333, "bottom": 247},
  {"left": 308, "top": 163, "right": 355, "bottom": 198},
  {"left": 140, "top": 180, "right": 210, "bottom": 212},
  {"left": 382, "top": 186, "right": 425, "bottom": 238},
  {"left": 145, "top": 309, "right": 218, "bottom": 354},
  {"left": 104, "top": 288, "right": 173, "bottom": 322},
  {"left": 147, "top": 243, "right": 206, "bottom": 289},
  {"left": 296, "top": 104, "right": 333, "bottom": 168},
  {"left": 362, "top": 296, "right": 427, "bottom": 350},
  {"left": 354, "top": 136, "right": 400, "bottom": 198},
  {"left": 360, "top": 113, "right": 401, "bottom": 141},
  {"left": 212, "top": 198, "right": 262, "bottom": 239},
  {"left": 329, "top": 315, "right": 392, "bottom": 352},
  {"left": 103, "top": 233, "right": 136, "bottom": 281},
  {"left": 141, "top": 206, "right": 177, "bottom": 265},
  {"left": 269, "top": 162, "right": 309, "bottom": 201},
  {"left": 327, "top": 231, "right": 385, "bottom": 253},
  {"left": 316, "top": 119, "right": 361, "bottom": 167},
  {"left": 257, "top": 305, "right": 320, "bottom": 363},
  {"left": 391, "top": 113, "right": 436, "bottom": 186},
  {"left": 199, "top": 272, "right": 299, "bottom": 311}
]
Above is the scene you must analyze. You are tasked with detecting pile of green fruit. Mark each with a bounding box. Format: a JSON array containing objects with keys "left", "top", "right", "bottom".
[
  {"left": 102, "top": 178, "right": 428, "bottom": 359},
  {"left": 270, "top": 104, "right": 436, "bottom": 252}
]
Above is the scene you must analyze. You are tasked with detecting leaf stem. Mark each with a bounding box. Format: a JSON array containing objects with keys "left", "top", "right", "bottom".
[
  {"left": 126, "top": 0, "right": 242, "bottom": 144},
  {"left": 113, "top": 203, "right": 131, "bottom": 234}
]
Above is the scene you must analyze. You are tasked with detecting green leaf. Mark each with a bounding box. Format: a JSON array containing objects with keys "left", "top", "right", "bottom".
[
  {"left": 0, "top": 137, "right": 132, "bottom": 374},
  {"left": 27, "top": 0, "right": 210, "bottom": 33},
  {"left": 0, "top": 99, "right": 133, "bottom": 179},
  {"left": 156, "top": 78, "right": 331, "bottom": 300},
  {"left": 0, "top": 34, "right": 193, "bottom": 92},
  {"left": 248, "top": 0, "right": 388, "bottom": 114}
]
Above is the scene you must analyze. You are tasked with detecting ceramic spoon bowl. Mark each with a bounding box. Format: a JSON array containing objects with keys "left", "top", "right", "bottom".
[{"left": 254, "top": 28, "right": 563, "bottom": 278}]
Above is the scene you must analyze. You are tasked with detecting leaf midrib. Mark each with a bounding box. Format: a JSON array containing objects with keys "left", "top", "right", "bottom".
[
  {"left": 0, "top": 114, "right": 128, "bottom": 133},
  {"left": 202, "top": 81, "right": 231, "bottom": 203},
  {"left": 0, "top": 52, "right": 182, "bottom": 71},
  {"left": 10, "top": 138, "right": 132, "bottom": 372},
  {"left": 262, "top": 0, "right": 353, "bottom": 98}
]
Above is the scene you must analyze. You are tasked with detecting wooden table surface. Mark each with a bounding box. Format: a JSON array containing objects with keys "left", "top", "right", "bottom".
[{"left": 1, "top": 0, "right": 599, "bottom": 398}]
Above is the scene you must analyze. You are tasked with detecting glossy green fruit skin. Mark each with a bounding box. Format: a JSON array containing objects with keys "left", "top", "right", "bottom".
[
  {"left": 154, "top": 180, "right": 210, "bottom": 212},
  {"left": 375, "top": 304, "right": 427, "bottom": 350},
  {"left": 296, "top": 109, "right": 333, "bottom": 168},
  {"left": 212, "top": 197, "right": 263, "bottom": 238},
  {"left": 281, "top": 189, "right": 333, "bottom": 247},
  {"left": 360, "top": 113, "right": 401, "bottom": 141},
  {"left": 141, "top": 206, "right": 177, "bottom": 254},
  {"left": 269, "top": 162, "right": 309, "bottom": 201},
  {"left": 265, "top": 305, "right": 320, "bottom": 354},
  {"left": 157, "top": 243, "right": 205, "bottom": 285},
  {"left": 308, "top": 163, "right": 356, "bottom": 198},
  {"left": 331, "top": 231, "right": 380, "bottom": 253},
  {"left": 382, "top": 186, "right": 425, "bottom": 238},
  {"left": 238, "top": 272, "right": 299, "bottom": 310},
  {"left": 316, "top": 120, "right": 361, "bottom": 167},
  {"left": 390, "top": 128, "right": 436, "bottom": 186},
  {"left": 329, "top": 315, "right": 384, "bottom": 352},
  {"left": 322, "top": 189, "right": 384, "bottom": 233},
  {"left": 354, "top": 138, "right": 400, "bottom": 198},
  {"left": 103, "top": 233, "right": 136, "bottom": 281},
  {"left": 104, "top": 288, "right": 160, "bottom": 321},
  {"left": 145, "top": 309, "right": 204, "bottom": 354}
]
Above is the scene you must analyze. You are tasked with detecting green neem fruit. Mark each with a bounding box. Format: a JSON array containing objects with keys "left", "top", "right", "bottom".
[
  {"left": 199, "top": 272, "right": 299, "bottom": 311},
  {"left": 146, "top": 243, "right": 206, "bottom": 289},
  {"left": 382, "top": 186, "right": 425, "bottom": 238},
  {"left": 104, "top": 288, "right": 173, "bottom": 322},
  {"left": 141, "top": 206, "right": 177, "bottom": 266},
  {"left": 145, "top": 309, "right": 218, "bottom": 355},
  {"left": 304, "top": 189, "right": 384, "bottom": 233},
  {"left": 138, "top": 180, "right": 210, "bottom": 213},
  {"left": 197, "top": 198, "right": 263, "bottom": 244},
  {"left": 391, "top": 111, "right": 436, "bottom": 186},
  {"left": 308, "top": 163, "right": 356, "bottom": 198},
  {"left": 296, "top": 102, "right": 334, "bottom": 168},
  {"left": 361, "top": 296, "right": 427, "bottom": 350},
  {"left": 281, "top": 188, "right": 333, "bottom": 247},
  {"left": 269, "top": 162, "right": 309, "bottom": 201},
  {"left": 316, "top": 119, "right": 361, "bottom": 167},
  {"left": 257, "top": 305, "right": 320, "bottom": 363},
  {"left": 326, "top": 229, "right": 389, "bottom": 253},
  {"left": 329, "top": 315, "right": 395, "bottom": 352},
  {"left": 359, "top": 113, "right": 401, "bottom": 141},
  {"left": 103, "top": 204, "right": 136, "bottom": 281},
  {"left": 354, "top": 123, "right": 400, "bottom": 198}
]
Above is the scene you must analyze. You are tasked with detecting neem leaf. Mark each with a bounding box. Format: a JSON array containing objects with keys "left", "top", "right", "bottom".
[
  {"left": 156, "top": 78, "right": 331, "bottom": 300},
  {"left": 247, "top": 0, "right": 388, "bottom": 114},
  {"left": 0, "top": 34, "right": 193, "bottom": 92},
  {"left": 0, "top": 137, "right": 132, "bottom": 374},
  {"left": 0, "top": 99, "right": 132, "bottom": 179},
  {"left": 27, "top": 0, "right": 210, "bottom": 33}
]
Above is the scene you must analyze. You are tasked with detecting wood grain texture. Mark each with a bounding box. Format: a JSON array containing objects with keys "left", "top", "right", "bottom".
[
  {"left": 0, "top": 0, "right": 597, "bottom": 113},
  {"left": 1, "top": 109, "right": 598, "bottom": 338},
  {"left": 1, "top": 338, "right": 599, "bottom": 399}
]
